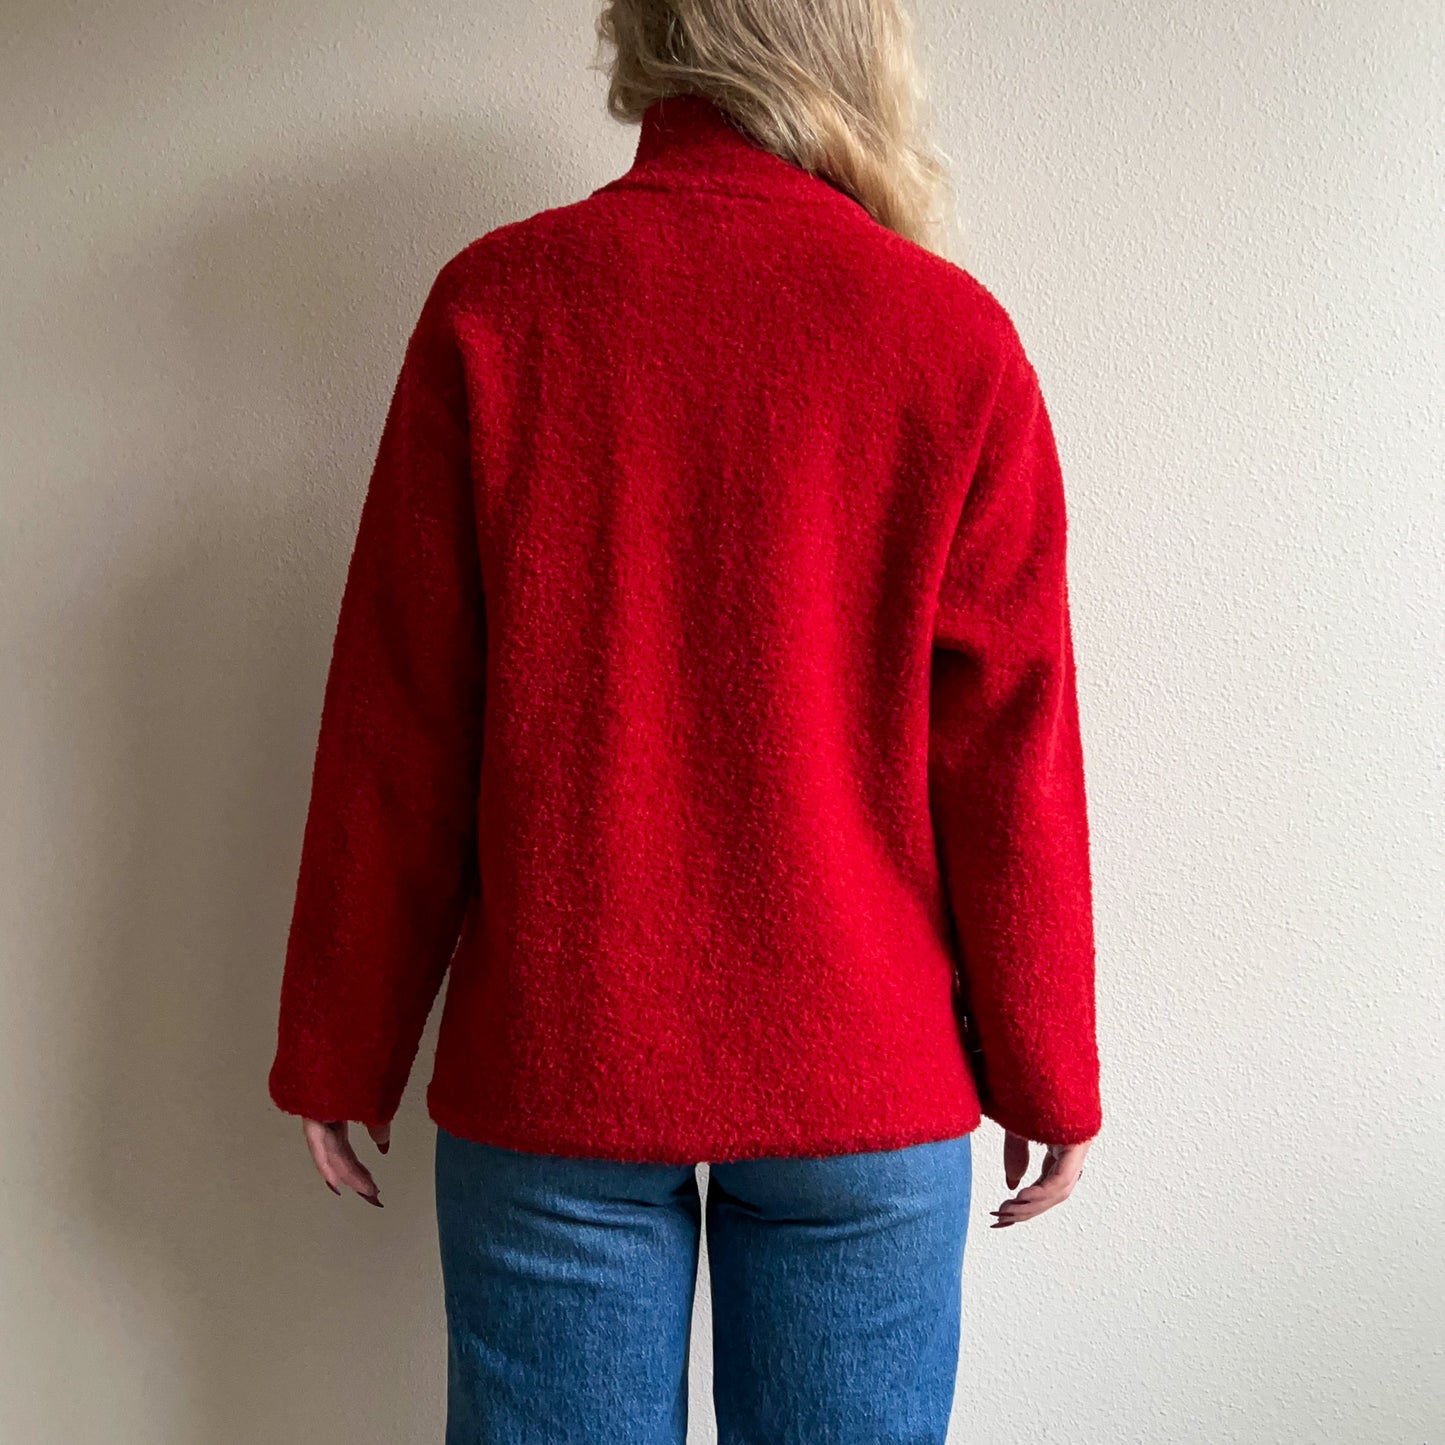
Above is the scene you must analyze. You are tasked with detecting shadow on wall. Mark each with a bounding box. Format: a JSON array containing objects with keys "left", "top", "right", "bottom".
[{"left": 55, "top": 118, "right": 542, "bottom": 1445}]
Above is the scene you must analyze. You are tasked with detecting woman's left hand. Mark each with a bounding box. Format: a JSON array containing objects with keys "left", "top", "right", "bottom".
[{"left": 301, "top": 1118, "right": 390, "bottom": 1207}]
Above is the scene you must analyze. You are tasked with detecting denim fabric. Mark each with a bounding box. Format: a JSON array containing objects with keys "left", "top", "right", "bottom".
[{"left": 434, "top": 1125, "right": 972, "bottom": 1444}]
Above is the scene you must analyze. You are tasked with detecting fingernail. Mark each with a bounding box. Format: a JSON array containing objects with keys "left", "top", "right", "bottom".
[
  {"left": 369, "top": 1195, "right": 384, "bottom": 1208},
  {"left": 379, "top": 1142, "right": 390, "bottom": 1154},
  {"left": 326, "top": 1182, "right": 340, "bottom": 1195}
]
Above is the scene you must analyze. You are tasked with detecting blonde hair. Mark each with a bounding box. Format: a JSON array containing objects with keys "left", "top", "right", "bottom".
[{"left": 593, "top": 0, "right": 952, "bottom": 252}]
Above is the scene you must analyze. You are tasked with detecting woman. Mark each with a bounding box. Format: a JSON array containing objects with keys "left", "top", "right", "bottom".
[{"left": 269, "top": 1, "right": 1103, "bottom": 1439}]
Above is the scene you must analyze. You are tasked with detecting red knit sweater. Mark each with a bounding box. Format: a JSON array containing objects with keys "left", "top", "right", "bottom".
[{"left": 267, "top": 92, "right": 1103, "bottom": 1162}]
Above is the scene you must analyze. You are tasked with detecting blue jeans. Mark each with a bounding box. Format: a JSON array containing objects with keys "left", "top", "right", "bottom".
[{"left": 434, "top": 1125, "right": 972, "bottom": 1444}]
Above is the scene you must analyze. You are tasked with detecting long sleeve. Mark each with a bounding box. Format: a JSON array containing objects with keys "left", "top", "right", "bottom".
[
  {"left": 929, "top": 342, "right": 1102, "bottom": 1145},
  {"left": 268, "top": 266, "right": 486, "bottom": 1127}
]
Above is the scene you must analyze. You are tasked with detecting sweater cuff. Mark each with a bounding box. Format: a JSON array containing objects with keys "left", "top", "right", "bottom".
[
  {"left": 267, "top": 1065, "right": 404, "bottom": 1129},
  {"left": 975, "top": 1084, "right": 1102, "bottom": 1147}
]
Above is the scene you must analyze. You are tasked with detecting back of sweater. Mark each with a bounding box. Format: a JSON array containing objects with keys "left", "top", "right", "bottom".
[{"left": 267, "top": 93, "right": 1103, "bottom": 1163}]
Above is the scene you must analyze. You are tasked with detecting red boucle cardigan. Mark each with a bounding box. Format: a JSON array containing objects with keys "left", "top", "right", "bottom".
[{"left": 267, "top": 91, "right": 1103, "bottom": 1162}]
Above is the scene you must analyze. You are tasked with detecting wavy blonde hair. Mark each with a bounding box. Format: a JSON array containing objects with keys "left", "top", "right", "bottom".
[{"left": 593, "top": 0, "right": 952, "bottom": 252}]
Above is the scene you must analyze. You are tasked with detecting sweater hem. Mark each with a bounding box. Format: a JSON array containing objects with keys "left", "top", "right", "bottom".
[{"left": 425, "top": 1090, "right": 983, "bottom": 1165}]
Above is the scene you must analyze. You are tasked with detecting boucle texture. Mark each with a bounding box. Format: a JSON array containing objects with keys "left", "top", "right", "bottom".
[{"left": 267, "top": 92, "right": 1103, "bottom": 1162}]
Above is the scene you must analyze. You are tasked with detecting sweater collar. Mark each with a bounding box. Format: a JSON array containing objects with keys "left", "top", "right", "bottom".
[{"left": 591, "top": 92, "right": 862, "bottom": 211}]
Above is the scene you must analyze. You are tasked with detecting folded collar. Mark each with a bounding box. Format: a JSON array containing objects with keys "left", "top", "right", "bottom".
[{"left": 591, "top": 91, "right": 862, "bottom": 211}]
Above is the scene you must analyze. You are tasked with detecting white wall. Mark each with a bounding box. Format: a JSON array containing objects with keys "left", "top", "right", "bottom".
[{"left": 2, "top": 2, "right": 1440, "bottom": 1441}]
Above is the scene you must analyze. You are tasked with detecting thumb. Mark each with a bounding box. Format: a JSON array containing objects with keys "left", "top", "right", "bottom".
[{"left": 1003, "top": 1130, "right": 1030, "bottom": 1190}]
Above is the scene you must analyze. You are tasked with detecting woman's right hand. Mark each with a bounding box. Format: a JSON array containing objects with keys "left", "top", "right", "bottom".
[
  {"left": 302, "top": 1118, "right": 390, "bottom": 1207},
  {"left": 989, "top": 1129, "right": 1090, "bottom": 1227}
]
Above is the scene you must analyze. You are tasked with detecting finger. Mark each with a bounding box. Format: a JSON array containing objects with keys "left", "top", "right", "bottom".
[
  {"left": 1010, "top": 1174, "right": 1077, "bottom": 1209},
  {"left": 992, "top": 1192, "right": 1058, "bottom": 1220},
  {"left": 990, "top": 1197, "right": 1045, "bottom": 1225},
  {"left": 367, "top": 1121, "right": 391, "bottom": 1155},
  {"left": 990, "top": 1176, "right": 1076, "bottom": 1223},
  {"left": 1003, "top": 1131, "right": 1030, "bottom": 1191},
  {"left": 324, "top": 1126, "right": 384, "bottom": 1206},
  {"left": 302, "top": 1118, "right": 346, "bottom": 1194},
  {"left": 989, "top": 1203, "right": 1042, "bottom": 1227},
  {"left": 1019, "top": 1163, "right": 1071, "bottom": 1197},
  {"left": 990, "top": 1164, "right": 1081, "bottom": 1221}
]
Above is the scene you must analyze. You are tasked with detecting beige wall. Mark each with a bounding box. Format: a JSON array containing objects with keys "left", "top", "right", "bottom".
[{"left": 3, "top": 2, "right": 1441, "bottom": 1441}]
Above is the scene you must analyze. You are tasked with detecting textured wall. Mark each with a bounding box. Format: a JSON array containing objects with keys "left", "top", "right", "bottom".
[{"left": 2, "top": 2, "right": 1441, "bottom": 1441}]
